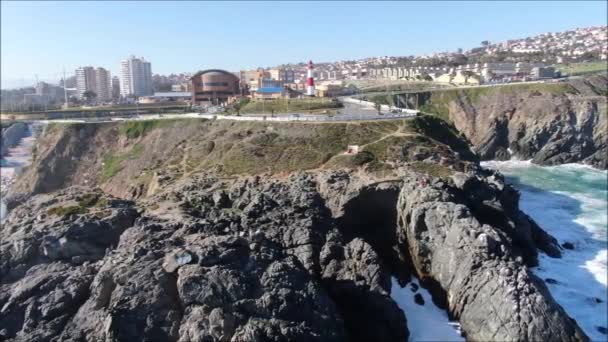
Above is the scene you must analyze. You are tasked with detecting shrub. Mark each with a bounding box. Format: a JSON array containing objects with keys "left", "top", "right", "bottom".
[
  {"left": 77, "top": 193, "right": 100, "bottom": 207},
  {"left": 352, "top": 151, "right": 375, "bottom": 165},
  {"left": 47, "top": 205, "right": 87, "bottom": 217}
]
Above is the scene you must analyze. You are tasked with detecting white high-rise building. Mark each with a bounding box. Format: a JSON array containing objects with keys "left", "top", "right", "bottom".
[
  {"left": 120, "top": 56, "right": 153, "bottom": 97},
  {"left": 75, "top": 66, "right": 112, "bottom": 102},
  {"left": 76, "top": 66, "right": 96, "bottom": 99}
]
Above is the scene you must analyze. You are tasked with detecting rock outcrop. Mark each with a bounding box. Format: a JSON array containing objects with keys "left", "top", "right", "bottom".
[
  {"left": 0, "top": 168, "right": 589, "bottom": 341},
  {"left": 0, "top": 117, "right": 591, "bottom": 341},
  {"left": 397, "top": 172, "right": 586, "bottom": 341},
  {"left": 413, "top": 74, "right": 608, "bottom": 169}
]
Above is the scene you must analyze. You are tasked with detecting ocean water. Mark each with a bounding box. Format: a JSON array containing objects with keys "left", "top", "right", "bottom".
[
  {"left": 391, "top": 277, "right": 464, "bottom": 341},
  {"left": 482, "top": 160, "right": 608, "bottom": 341}
]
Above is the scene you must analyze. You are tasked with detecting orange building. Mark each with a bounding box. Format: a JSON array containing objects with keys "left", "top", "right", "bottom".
[{"left": 190, "top": 69, "right": 240, "bottom": 105}]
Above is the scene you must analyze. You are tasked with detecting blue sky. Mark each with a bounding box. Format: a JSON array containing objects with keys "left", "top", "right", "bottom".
[{"left": 1, "top": 1, "right": 606, "bottom": 88}]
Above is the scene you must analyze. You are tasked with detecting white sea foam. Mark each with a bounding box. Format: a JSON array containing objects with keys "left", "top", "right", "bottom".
[
  {"left": 586, "top": 250, "right": 608, "bottom": 287},
  {"left": 483, "top": 161, "right": 608, "bottom": 341},
  {"left": 391, "top": 277, "right": 464, "bottom": 342}
]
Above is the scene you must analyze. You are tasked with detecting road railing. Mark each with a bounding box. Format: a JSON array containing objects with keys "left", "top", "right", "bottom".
[
  {"left": 196, "top": 112, "right": 417, "bottom": 122},
  {"left": 36, "top": 110, "right": 417, "bottom": 124},
  {"left": 341, "top": 97, "right": 419, "bottom": 115}
]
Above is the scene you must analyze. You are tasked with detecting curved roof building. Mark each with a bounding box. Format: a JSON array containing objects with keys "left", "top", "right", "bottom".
[{"left": 190, "top": 69, "right": 240, "bottom": 104}]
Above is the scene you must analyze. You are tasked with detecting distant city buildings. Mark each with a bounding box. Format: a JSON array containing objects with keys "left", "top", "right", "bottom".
[
  {"left": 239, "top": 68, "right": 297, "bottom": 93},
  {"left": 111, "top": 76, "right": 121, "bottom": 100},
  {"left": 75, "top": 66, "right": 112, "bottom": 102},
  {"left": 2, "top": 24, "right": 606, "bottom": 110},
  {"left": 120, "top": 56, "right": 153, "bottom": 97},
  {"left": 366, "top": 62, "right": 557, "bottom": 84},
  {"left": 171, "top": 82, "right": 191, "bottom": 92},
  {"left": 481, "top": 26, "right": 607, "bottom": 60}
]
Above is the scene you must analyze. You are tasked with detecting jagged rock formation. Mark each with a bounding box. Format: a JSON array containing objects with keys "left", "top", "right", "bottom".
[
  {"left": 397, "top": 172, "right": 585, "bottom": 341},
  {"left": 413, "top": 74, "right": 608, "bottom": 169},
  {"left": 0, "top": 118, "right": 590, "bottom": 341},
  {"left": 0, "top": 168, "right": 589, "bottom": 341}
]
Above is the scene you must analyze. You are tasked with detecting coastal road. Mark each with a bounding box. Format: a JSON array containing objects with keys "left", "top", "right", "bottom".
[
  {"left": 19, "top": 98, "right": 417, "bottom": 125},
  {"left": 37, "top": 111, "right": 417, "bottom": 125}
]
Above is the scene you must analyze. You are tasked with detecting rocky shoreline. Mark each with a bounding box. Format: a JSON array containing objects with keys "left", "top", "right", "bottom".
[
  {"left": 0, "top": 167, "right": 589, "bottom": 341},
  {"left": 411, "top": 74, "right": 608, "bottom": 169},
  {"left": 0, "top": 114, "right": 594, "bottom": 341}
]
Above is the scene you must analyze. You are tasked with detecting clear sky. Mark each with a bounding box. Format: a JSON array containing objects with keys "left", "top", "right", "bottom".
[{"left": 1, "top": 1, "right": 606, "bottom": 88}]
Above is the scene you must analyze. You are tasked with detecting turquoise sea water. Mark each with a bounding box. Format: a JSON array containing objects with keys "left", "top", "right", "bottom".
[{"left": 483, "top": 160, "right": 608, "bottom": 341}]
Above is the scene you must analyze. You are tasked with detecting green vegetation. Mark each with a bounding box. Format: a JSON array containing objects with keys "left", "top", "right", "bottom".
[
  {"left": 230, "top": 97, "right": 251, "bottom": 115},
  {"left": 410, "top": 161, "right": 454, "bottom": 178},
  {"left": 77, "top": 193, "right": 100, "bottom": 207},
  {"left": 218, "top": 121, "right": 405, "bottom": 175},
  {"left": 47, "top": 192, "right": 109, "bottom": 217},
  {"left": 363, "top": 136, "right": 410, "bottom": 161},
  {"left": 367, "top": 94, "right": 394, "bottom": 106},
  {"left": 239, "top": 98, "right": 342, "bottom": 114},
  {"left": 0, "top": 103, "right": 190, "bottom": 116},
  {"left": 324, "top": 151, "right": 376, "bottom": 169},
  {"left": 118, "top": 119, "right": 178, "bottom": 139},
  {"left": 418, "top": 91, "right": 459, "bottom": 121},
  {"left": 101, "top": 144, "right": 145, "bottom": 181},
  {"left": 47, "top": 205, "right": 88, "bottom": 217},
  {"left": 9, "top": 103, "right": 188, "bottom": 114},
  {"left": 419, "top": 82, "right": 579, "bottom": 121},
  {"left": 555, "top": 61, "right": 607, "bottom": 76},
  {"left": 95, "top": 197, "right": 109, "bottom": 208},
  {"left": 407, "top": 115, "right": 476, "bottom": 161},
  {"left": 473, "top": 83, "right": 578, "bottom": 96}
]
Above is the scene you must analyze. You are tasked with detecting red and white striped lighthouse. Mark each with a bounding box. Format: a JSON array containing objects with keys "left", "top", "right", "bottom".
[{"left": 306, "top": 60, "right": 315, "bottom": 96}]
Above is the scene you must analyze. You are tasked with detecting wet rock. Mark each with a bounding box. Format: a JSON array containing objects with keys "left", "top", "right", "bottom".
[
  {"left": 545, "top": 278, "right": 559, "bottom": 284},
  {"left": 413, "top": 293, "right": 425, "bottom": 306},
  {"left": 562, "top": 241, "right": 575, "bottom": 250}
]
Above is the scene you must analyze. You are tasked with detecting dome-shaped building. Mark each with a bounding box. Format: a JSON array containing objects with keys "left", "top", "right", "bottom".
[{"left": 190, "top": 69, "right": 240, "bottom": 105}]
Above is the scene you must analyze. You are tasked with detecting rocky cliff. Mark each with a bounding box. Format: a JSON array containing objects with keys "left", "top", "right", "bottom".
[
  {"left": 1, "top": 122, "right": 29, "bottom": 158},
  {"left": 0, "top": 117, "right": 589, "bottom": 341},
  {"left": 413, "top": 74, "right": 608, "bottom": 169}
]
